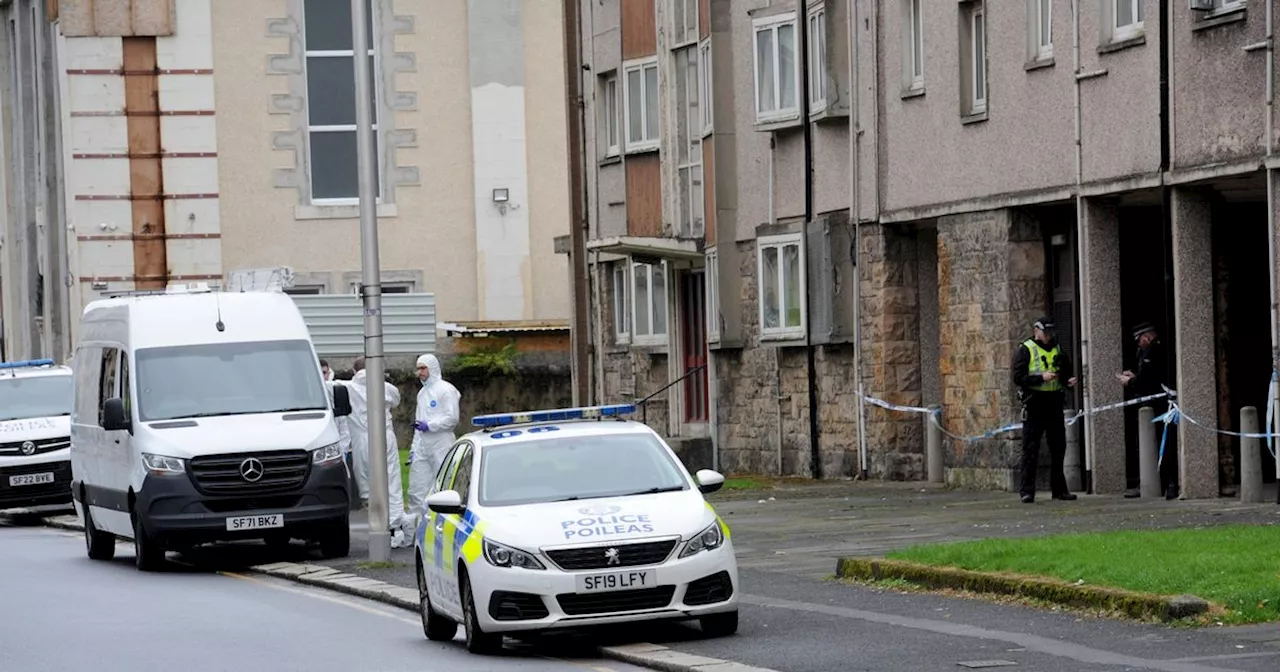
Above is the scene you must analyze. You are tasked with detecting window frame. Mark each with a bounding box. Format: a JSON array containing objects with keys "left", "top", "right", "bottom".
[
  {"left": 1035, "top": 0, "right": 1053, "bottom": 60},
  {"left": 808, "top": 5, "right": 828, "bottom": 113},
  {"left": 631, "top": 258, "right": 669, "bottom": 346},
  {"left": 908, "top": 0, "right": 924, "bottom": 90},
  {"left": 300, "top": 0, "right": 386, "bottom": 206},
  {"left": 698, "top": 38, "right": 713, "bottom": 136},
  {"left": 674, "top": 43, "right": 704, "bottom": 238},
  {"left": 756, "top": 234, "right": 807, "bottom": 341},
  {"left": 706, "top": 248, "right": 720, "bottom": 343},
  {"left": 622, "top": 57, "right": 660, "bottom": 153},
  {"left": 602, "top": 71, "right": 620, "bottom": 157},
  {"left": 1112, "top": 0, "right": 1144, "bottom": 41},
  {"left": 752, "top": 12, "right": 800, "bottom": 124},
  {"left": 1206, "top": 0, "right": 1246, "bottom": 15},
  {"left": 613, "top": 262, "right": 630, "bottom": 344},
  {"left": 970, "top": 6, "right": 987, "bottom": 114}
]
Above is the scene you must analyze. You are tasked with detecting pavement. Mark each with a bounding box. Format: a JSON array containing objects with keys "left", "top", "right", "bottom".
[
  {"left": 0, "top": 523, "right": 656, "bottom": 672},
  {"left": 12, "top": 479, "right": 1280, "bottom": 672}
]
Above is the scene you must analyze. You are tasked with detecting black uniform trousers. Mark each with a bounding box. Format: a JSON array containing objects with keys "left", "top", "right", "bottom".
[{"left": 1019, "top": 391, "right": 1069, "bottom": 499}]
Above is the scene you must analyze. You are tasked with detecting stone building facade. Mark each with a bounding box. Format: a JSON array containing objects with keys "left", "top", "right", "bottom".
[{"left": 578, "top": 0, "right": 1278, "bottom": 499}]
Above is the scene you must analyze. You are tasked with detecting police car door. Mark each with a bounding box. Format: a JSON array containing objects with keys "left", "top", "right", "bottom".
[
  {"left": 440, "top": 443, "right": 476, "bottom": 606},
  {"left": 425, "top": 441, "right": 467, "bottom": 618}
]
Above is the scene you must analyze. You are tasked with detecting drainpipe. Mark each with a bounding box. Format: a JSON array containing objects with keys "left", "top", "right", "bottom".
[
  {"left": 851, "top": 0, "right": 868, "bottom": 480},
  {"left": 1070, "top": 0, "right": 1095, "bottom": 493},
  {"left": 798, "top": 0, "right": 822, "bottom": 479}
]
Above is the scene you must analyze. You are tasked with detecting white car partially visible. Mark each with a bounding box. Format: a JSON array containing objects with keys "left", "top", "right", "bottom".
[{"left": 413, "top": 404, "right": 739, "bottom": 654}]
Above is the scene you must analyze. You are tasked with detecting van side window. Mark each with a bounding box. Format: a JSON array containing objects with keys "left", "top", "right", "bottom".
[
  {"left": 73, "top": 346, "right": 103, "bottom": 425},
  {"left": 97, "top": 348, "right": 119, "bottom": 426},
  {"left": 119, "top": 353, "right": 132, "bottom": 418},
  {"left": 450, "top": 447, "right": 474, "bottom": 506}
]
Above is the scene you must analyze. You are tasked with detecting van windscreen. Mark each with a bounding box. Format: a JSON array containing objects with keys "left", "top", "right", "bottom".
[
  {"left": 0, "top": 375, "right": 71, "bottom": 422},
  {"left": 134, "top": 339, "right": 327, "bottom": 422}
]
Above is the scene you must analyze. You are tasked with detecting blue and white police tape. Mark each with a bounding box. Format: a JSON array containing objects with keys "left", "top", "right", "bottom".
[
  {"left": 859, "top": 389, "right": 1173, "bottom": 444},
  {"left": 1161, "top": 400, "right": 1280, "bottom": 460}
]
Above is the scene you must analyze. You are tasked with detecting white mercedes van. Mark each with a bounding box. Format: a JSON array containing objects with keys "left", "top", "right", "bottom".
[
  {"left": 70, "top": 285, "right": 354, "bottom": 571},
  {"left": 0, "top": 359, "right": 74, "bottom": 513}
]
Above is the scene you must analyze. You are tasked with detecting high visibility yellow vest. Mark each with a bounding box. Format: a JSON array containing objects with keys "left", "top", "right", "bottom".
[{"left": 1023, "top": 339, "right": 1063, "bottom": 393}]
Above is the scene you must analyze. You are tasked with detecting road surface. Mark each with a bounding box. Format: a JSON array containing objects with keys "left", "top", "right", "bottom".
[{"left": 0, "top": 521, "right": 653, "bottom": 672}]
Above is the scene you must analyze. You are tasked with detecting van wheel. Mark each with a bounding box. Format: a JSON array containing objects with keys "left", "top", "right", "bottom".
[
  {"left": 460, "top": 572, "right": 503, "bottom": 655},
  {"left": 318, "top": 516, "right": 350, "bottom": 559},
  {"left": 132, "top": 514, "right": 166, "bottom": 572},
  {"left": 83, "top": 503, "right": 116, "bottom": 561},
  {"left": 417, "top": 559, "right": 457, "bottom": 641}
]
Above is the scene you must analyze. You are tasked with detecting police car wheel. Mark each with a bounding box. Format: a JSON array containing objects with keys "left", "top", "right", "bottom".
[
  {"left": 83, "top": 503, "right": 115, "bottom": 561},
  {"left": 417, "top": 559, "right": 458, "bottom": 641},
  {"left": 132, "top": 514, "right": 166, "bottom": 572},
  {"left": 699, "top": 610, "right": 739, "bottom": 638},
  {"left": 460, "top": 572, "right": 502, "bottom": 655}
]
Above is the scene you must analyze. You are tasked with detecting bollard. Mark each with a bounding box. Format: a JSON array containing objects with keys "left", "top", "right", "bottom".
[
  {"left": 1240, "top": 406, "right": 1264, "bottom": 503},
  {"left": 926, "top": 408, "right": 943, "bottom": 483},
  {"left": 1064, "top": 410, "right": 1082, "bottom": 492},
  {"left": 1139, "top": 406, "right": 1160, "bottom": 499}
]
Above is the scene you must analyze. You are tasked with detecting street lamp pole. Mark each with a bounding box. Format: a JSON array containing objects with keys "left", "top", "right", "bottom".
[{"left": 350, "top": 0, "right": 390, "bottom": 562}]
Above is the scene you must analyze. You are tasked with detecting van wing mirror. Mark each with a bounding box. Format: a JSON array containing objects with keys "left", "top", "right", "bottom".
[
  {"left": 102, "top": 398, "right": 131, "bottom": 432},
  {"left": 331, "top": 384, "right": 352, "bottom": 417}
]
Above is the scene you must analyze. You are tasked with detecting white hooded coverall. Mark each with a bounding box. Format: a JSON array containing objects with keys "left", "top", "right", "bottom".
[
  {"left": 342, "top": 369, "right": 412, "bottom": 544},
  {"left": 407, "top": 354, "right": 461, "bottom": 522}
]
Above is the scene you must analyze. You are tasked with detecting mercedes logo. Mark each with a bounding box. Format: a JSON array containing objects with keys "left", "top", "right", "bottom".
[
  {"left": 604, "top": 547, "right": 621, "bottom": 566},
  {"left": 239, "top": 458, "right": 265, "bottom": 482},
  {"left": 19, "top": 441, "right": 35, "bottom": 456}
]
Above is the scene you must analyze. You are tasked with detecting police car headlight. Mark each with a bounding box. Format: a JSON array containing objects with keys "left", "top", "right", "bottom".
[
  {"left": 482, "top": 538, "right": 546, "bottom": 570},
  {"left": 141, "top": 453, "right": 185, "bottom": 475},
  {"left": 678, "top": 521, "right": 724, "bottom": 559},
  {"left": 312, "top": 443, "right": 343, "bottom": 465}
]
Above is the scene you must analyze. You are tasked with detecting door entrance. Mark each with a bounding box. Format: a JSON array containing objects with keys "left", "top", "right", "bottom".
[{"left": 680, "top": 270, "right": 709, "bottom": 423}]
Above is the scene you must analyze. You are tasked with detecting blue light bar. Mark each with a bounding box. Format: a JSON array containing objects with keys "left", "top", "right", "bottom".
[
  {"left": 471, "top": 403, "right": 637, "bottom": 429},
  {"left": 0, "top": 358, "right": 55, "bottom": 371}
]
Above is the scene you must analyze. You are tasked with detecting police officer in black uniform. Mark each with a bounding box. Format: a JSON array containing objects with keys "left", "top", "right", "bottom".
[
  {"left": 1012, "top": 317, "right": 1078, "bottom": 504},
  {"left": 1119, "top": 322, "right": 1178, "bottom": 499}
]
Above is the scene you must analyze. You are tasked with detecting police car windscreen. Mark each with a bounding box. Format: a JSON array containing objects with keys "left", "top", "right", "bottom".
[
  {"left": 477, "top": 433, "right": 690, "bottom": 507},
  {"left": 134, "top": 339, "right": 327, "bottom": 422},
  {"left": 0, "top": 375, "right": 71, "bottom": 422}
]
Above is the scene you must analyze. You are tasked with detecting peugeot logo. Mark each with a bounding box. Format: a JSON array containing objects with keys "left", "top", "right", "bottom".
[
  {"left": 604, "top": 548, "right": 621, "bottom": 566},
  {"left": 239, "top": 458, "right": 264, "bottom": 482},
  {"left": 19, "top": 441, "right": 35, "bottom": 456},
  {"left": 578, "top": 504, "right": 622, "bottom": 516}
]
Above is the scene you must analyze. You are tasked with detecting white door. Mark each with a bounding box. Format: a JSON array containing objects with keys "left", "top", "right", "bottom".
[{"left": 425, "top": 442, "right": 467, "bottom": 620}]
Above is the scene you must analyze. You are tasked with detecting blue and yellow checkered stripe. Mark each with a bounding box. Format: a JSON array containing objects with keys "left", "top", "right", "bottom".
[{"left": 424, "top": 508, "right": 489, "bottom": 571}]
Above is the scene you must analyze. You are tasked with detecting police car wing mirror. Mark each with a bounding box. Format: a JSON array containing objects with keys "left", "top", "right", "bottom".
[
  {"left": 695, "top": 469, "right": 725, "bottom": 495},
  {"left": 102, "top": 398, "right": 131, "bottom": 433},
  {"left": 331, "top": 385, "right": 352, "bottom": 417},
  {"left": 426, "top": 490, "right": 464, "bottom": 515}
]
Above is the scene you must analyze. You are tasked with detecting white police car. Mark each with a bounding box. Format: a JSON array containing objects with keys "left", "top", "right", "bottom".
[
  {"left": 413, "top": 404, "right": 739, "bottom": 654},
  {"left": 0, "top": 359, "right": 74, "bottom": 513}
]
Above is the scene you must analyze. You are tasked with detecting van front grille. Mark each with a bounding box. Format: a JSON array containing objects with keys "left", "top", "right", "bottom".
[{"left": 187, "top": 451, "right": 310, "bottom": 496}]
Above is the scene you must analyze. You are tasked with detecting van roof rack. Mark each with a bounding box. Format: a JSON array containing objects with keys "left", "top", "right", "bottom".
[{"left": 102, "top": 282, "right": 218, "bottom": 299}]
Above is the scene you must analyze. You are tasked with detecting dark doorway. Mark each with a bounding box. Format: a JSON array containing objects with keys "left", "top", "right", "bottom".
[
  {"left": 1212, "top": 201, "right": 1276, "bottom": 490},
  {"left": 1119, "top": 205, "right": 1175, "bottom": 491},
  {"left": 679, "top": 270, "right": 708, "bottom": 423}
]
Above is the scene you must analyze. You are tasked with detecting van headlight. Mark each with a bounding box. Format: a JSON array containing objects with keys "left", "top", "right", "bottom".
[
  {"left": 678, "top": 521, "right": 724, "bottom": 559},
  {"left": 141, "top": 453, "right": 185, "bottom": 474},
  {"left": 312, "top": 443, "right": 343, "bottom": 465},
  {"left": 482, "top": 538, "right": 545, "bottom": 570}
]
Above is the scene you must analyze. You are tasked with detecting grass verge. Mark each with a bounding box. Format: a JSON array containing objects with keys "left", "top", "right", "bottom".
[{"left": 881, "top": 524, "right": 1280, "bottom": 624}]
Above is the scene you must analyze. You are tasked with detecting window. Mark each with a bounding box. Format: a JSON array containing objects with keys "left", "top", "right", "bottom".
[
  {"left": 613, "top": 262, "right": 630, "bottom": 343},
  {"left": 672, "top": 0, "right": 699, "bottom": 46},
  {"left": 0, "top": 374, "right": 72, "bottom": 422},
  {"left": 1206, "top": 0, "right": 1246, "bottom": 13},
  {"left": 284, "top": 285, "right": 324, "bottom": 295},
  {"left": 969, "top": 6, "right": 987, "bottom": 114},
  {"left": 706, "top": 248, "right": 720, "bottom": 343},
  {"left": 1034, "top": 0, "right": 1052, "bottom": 60},
  {"left": 623, "top": 58, "right": 659, "bottom": 151},
  {"left": 632, "top": 259, "right": 669, "bottom": 345},
  {"left": 757, "top": 235, "right": 805, "bottom": 340},
  {"left": 753, "top": 13, "right": 799, "bottom": 122},
  {"left": 302, "top": 0, "right": 381, "bottom": 203},
  {"left": 348, "top": 281, "right": 412, "bottom": 294},
  {"left": 698, "top": 39, "right": 713, "bottom": 134},
  {"left": 602, "top": 71, "right": 620, "bottom": 157},
  {"left": 450, "top": 445, "right": 474, "bottom": 501},
  {"left": 1113, "top": 0, "right": 1143, "bottom": 41},
  {"left": 97, "top": 347, "right": 119, "bottom": 427},
  {"left": 674, "top": 44, "right": 704, "bottom": 237},
  {"left": 907, "top": 0, "right": 924, "bottom": 89},
  {"left": 808, "top": 7, "right": 827, "bottom": 112},
  {"left": 430, "top": 443, "right": 464, "bottom": 496}
]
